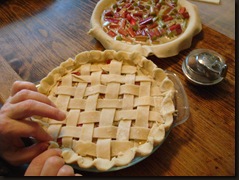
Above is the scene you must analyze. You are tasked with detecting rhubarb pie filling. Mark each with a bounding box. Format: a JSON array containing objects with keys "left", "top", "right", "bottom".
[
  {"left": 33, "top": 50, "right": 176, "bottom": 171},
  {"left": 102, "top": 0, "right": 190, "bottom": 45},
  {"left": 89, "top": 0, "right": 202, "bottom": 57}
]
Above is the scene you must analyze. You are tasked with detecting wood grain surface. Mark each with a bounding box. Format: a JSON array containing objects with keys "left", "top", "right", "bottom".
[
  {"left": 0, "top": 0, "right": 235, "bottom": 176},
  {"left": 188, "top": 0, "right": 235, "bottom": 40}
]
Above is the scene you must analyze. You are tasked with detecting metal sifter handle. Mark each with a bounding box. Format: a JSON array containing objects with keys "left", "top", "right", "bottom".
[{"left": 196, "top": 52, "right": 228, "bottom": 80}]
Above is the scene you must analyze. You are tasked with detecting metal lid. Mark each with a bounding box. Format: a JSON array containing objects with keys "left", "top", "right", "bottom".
[{"left": 182, "top": 49, "right": 227, "bottom": 85}]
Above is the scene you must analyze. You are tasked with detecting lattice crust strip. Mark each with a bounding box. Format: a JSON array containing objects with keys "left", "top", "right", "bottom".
[{"left": 34, "top": 50, "right": 175, "bottom": 171}]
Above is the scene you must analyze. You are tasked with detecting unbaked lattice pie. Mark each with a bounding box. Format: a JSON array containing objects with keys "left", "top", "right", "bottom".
[{"left": 33, "top": 50, "right": 176, "bottom": 171}]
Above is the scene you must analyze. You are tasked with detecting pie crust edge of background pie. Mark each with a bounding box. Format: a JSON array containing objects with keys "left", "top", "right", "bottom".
[{"left": 88, "top": 0, "right": 202, "bottom": 58}]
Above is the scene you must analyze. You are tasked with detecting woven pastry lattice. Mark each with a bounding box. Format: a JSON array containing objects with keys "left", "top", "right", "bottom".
[{"left": 35, "top": 50, "right": 175, "bottom": 171}]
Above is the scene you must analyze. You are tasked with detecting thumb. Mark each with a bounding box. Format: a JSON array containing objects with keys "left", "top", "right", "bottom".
[{"left": 6, "top": 142, "right": 49, "bottom": 166}]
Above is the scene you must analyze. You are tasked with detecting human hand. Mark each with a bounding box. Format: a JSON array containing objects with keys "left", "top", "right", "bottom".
[
  {"left": 0, "top": 81, "right": 66, "bottom": 166},
  {"left": 24, "top": 148, "right": 81, "bottom": 176}
]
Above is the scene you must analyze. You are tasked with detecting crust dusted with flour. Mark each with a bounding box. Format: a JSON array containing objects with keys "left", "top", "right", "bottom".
[
  {"left": 88, "top": 0, "right": 202, "bottom": 58},
  {"left": 34, "top": 50, "right": 176, "bottom": 171}
]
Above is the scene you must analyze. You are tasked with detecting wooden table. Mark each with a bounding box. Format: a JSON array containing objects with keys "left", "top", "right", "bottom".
[
  {"left": 0, "top": 0, "right": 235, "bottom": 176},
  {"left": 188, "top": 0, "right": 235, "bottom": 40}
]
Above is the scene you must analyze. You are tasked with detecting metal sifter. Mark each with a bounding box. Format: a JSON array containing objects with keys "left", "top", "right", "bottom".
[{"left": 182, "top": 49, "right": 227, "bottom": 85}]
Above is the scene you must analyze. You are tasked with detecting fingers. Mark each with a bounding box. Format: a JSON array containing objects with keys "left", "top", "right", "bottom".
[
  {"left": 57, "top": 165, "right": 76, "bottom": 176},
  {"left": 3, "top": 119, "right": 52, "bottom": 142},
  {"left": 0, "top": 117, "right": 52, "bottom": 145},
  {"left": 3, "top": 81, "right": 66, "bottom": 121},
  {"left": 40, "top": 157, "right": 77, "bottom": 176},
  {"left": 6, "top": 100, "right": 66, "bottom": 121},
  {"left": 25, "top": 149, "right": 79, "bottom": 176},
  {"left": 10, "top": 89, "right": 56, "bottom": 108},
  {"left": 4, "top": 142, "right": 49, "bottom": 166},
  {"left": 40, "top": 156, "right": 66, "bottom": 176},
  {"left": 25, "top": 148, "right": 62, "bottom": 176},
  {"left": 11, "top": 81, "right": 37, "bottom": 96}
]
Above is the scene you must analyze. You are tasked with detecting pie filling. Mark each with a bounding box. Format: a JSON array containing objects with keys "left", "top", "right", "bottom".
[
  {"left": 102, "top": 0, "right": 190, "bottom": 45},
  {"left": 33, "top": 50, "right": 176, "bottom": 171}
]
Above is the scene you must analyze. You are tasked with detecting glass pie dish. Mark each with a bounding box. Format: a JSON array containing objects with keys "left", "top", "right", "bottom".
[
  {"left": 70, "top": 70, "right": 190, "bottom": 172},
  {"left": 32, "top": 50, "right": 189, "bottom": 172}
]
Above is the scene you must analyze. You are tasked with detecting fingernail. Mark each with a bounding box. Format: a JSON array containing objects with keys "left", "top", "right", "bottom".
[
  {"left": 75, "top": 173, "right": 82, "bottom": 176},
  {"left": 50, "top": 101, "right": 57, "bottom": 107},
  {"left": 58, "top": 110, "right": 66, "bottom": 120},
  {"left": 53, "top": 148, "right": 62, "bottom": 156},
  {"left": 54, "top": 148, "right": 62, "bottom": 152}
]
